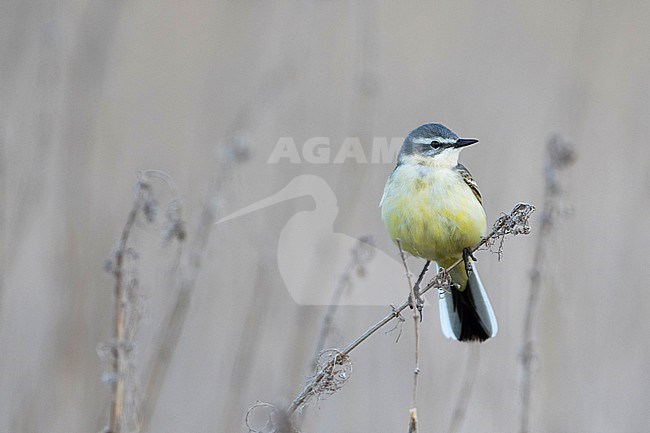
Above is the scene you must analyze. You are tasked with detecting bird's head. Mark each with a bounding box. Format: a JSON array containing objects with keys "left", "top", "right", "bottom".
[{"left": 397, "top": 123, "right": 478, "bottom": 167}]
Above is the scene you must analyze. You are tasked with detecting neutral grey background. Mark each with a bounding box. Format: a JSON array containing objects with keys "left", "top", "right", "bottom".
[{"left": 2, "top": 1, "right": 650, "bottom": 432}]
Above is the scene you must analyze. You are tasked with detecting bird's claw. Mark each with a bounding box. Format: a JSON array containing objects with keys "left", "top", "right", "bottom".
[{"left": 409, "top": 283, "right": 425, "bottom": 321}]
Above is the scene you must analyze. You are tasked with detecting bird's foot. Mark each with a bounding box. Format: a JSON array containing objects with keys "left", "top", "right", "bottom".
[
  {"left": 463, "top": 248, "right": 477, "bottom": 275},
  {"left": 408, "top": 284, "right": 425, "bottom": 321}
]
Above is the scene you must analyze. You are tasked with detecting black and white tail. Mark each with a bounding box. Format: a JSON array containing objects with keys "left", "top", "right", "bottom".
[{"left": 438, "top": 261, "right": 498, "bottom": 342}]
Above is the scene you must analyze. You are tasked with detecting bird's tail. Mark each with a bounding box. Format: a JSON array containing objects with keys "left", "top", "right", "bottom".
[{"left": 438, "top": 261, "right": 498, "bottom": 342}]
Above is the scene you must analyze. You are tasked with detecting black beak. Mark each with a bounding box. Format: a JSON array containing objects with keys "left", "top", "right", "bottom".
[{"left": 454, "top": 138, "right": 479, "bottom": 148}]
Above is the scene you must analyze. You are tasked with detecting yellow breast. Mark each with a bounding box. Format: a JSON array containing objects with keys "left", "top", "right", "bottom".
[{"left": 380, "top": 163, "right": 487, "bottom": 262}]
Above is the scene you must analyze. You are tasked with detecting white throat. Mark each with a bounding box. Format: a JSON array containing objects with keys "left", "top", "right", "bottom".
[
  {"left": 401, "top": 148, "right": 461, "bottom": 168},
  {"left": 434, "top": 148, "right": 462, "bottom": 167}
]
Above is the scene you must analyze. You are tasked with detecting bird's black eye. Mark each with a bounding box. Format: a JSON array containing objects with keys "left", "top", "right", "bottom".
[{"left": 430, "top": 140, "right": 441, "bottom": 148}]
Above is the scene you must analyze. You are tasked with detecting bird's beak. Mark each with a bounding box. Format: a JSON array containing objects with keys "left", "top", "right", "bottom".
[{"left": 454, "top": 138, "right": 479, "bottom": 148}]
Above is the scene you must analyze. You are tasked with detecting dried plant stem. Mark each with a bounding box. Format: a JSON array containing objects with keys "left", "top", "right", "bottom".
[
  {"left": 108, "top": 198, "right": 140, "bottom": 433},
  {"left": 286, "top": 267, "right": 431, "bottom": 415},
  {"left": 519, "top": 136, "right": 575, "bottom": 433},
  {"left": 396, "top": 240, "right": 420, "bottom": 433},
  {"left": 103, "top": 173, "right": 178, "bottom": 433},
  {"left": 286, "top": 202, "right": 535, "bottom": 416}
]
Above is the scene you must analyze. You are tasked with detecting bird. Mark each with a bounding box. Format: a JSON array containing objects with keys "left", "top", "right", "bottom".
[{"left": 380, "top": 123, "right": 497, "bottom": 342}]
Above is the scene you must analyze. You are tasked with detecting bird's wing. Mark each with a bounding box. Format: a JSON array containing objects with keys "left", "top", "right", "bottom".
[{"left": 456, "top": 163, "right": 482, "bottom": 204}]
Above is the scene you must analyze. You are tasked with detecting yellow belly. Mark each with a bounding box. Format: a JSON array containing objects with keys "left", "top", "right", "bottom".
[{"left": 381, "top": 164, "right": 487, "bottom": 264}]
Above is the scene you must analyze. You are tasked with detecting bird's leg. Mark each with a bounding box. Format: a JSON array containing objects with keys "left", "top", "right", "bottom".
[
  {"left": 409, "top": 260, "right": 430, "bottom": 321},
  {"left": 462, "top": 248, "right": 477, "bottom": 275}
]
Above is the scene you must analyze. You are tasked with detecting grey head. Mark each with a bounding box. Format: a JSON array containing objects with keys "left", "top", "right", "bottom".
[{"left": 397, "top": 123, "right": 478, "bottom": 164}]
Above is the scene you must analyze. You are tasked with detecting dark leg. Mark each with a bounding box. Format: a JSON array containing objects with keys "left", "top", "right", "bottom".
[
  {"left": 410, "top": 260, "right": 430, "bottom": 321},
  {"left": 462, "top": 248, "right": 477, "bottom": 275},
  {"left": 414, "top": 260, "right": 430, "bottom": 293}
]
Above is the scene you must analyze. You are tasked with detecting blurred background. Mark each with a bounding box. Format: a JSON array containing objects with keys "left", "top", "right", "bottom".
[{"left": 2, "top": 1, "right": 650, "bottom": 432}]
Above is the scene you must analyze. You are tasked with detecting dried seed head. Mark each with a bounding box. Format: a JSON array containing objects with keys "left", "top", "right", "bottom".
[
  {"left": 428, "top": 267, "right": 453, "bottom": 299},
  {"left": 485, "top": 203, "right": 536, "bottom": 260},
  {"left": 162, "top": 199, "right": 187, "bottom": 242},
  {"left": 142, "top": 197, "right": 158, "bottom": 223},
  {"left": 246, "top": 403, "right": 298, "bottom": 433},
  {"left": 137, "top": 179, "right": 159, "bottom": 223},
  {"left": 295, "top": 349, "right": 353, "bottom": 409}
]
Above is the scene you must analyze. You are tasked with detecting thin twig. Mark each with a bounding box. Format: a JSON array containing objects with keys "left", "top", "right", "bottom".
[
  {"left": 102, "top": 173, "right": 180, "bottom": 433},
  {"left": 286, "top": 202, "right": 535, "bottom": 416},
  {"left": 396, "top": 240, "right": 420, "bottom": 433},
  {"left": 109, "top": 213, "right": 136, "bottom": 431},
  {"left": 108, "top": 203, "right": 138, "bottom": 433},
  {"left": 519, "top": 136, "right": 575, "bottom": 433}
]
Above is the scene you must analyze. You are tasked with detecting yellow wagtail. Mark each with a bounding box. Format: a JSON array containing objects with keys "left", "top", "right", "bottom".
[{"left": 380, "top": 123, "right": 497, "bottom": 342}]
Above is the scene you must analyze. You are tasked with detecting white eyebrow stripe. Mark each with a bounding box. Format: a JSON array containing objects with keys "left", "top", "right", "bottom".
[{"left": 410, "top": 137, "right": 457, "bottom": 145}]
